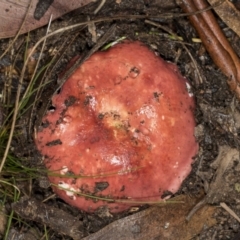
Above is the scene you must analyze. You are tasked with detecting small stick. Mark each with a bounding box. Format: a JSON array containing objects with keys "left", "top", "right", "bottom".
[
  {"left": 12, "top": 197, "right": 85, "bottom": 239},
  {"left": 220, "top": 202, "right": 240, "bottom": 223}
]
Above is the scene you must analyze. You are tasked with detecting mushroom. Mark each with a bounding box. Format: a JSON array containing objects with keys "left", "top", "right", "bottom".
[{"left": 35, "top": 41, "right": 198, "bottom": 213}]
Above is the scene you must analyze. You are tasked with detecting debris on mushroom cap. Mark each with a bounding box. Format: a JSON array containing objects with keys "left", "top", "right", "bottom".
[{"left": 35, "top": 41, "right": 198, "bottom": 213}]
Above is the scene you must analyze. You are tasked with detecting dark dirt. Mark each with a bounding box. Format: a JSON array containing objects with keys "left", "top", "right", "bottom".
[{"left": 1, "top": 0, "right": 240, "bottom": 239}]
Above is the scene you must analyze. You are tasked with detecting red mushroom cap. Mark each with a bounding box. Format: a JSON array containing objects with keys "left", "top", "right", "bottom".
[{"left": 35, "top": 41, "right": 198, "bottom": 213}]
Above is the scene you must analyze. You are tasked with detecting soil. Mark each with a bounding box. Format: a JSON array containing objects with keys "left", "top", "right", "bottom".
[{"left": 1, "top": 0, "right": 240, "bottom": 239}]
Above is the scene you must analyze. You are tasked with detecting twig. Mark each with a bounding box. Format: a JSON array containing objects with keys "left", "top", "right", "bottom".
[
  {"left": 220, "top": 202, "right": 240, "bottom": 223},
  {"left": 94, "top": 0, "right": 106, "bottom": 14},
  {"left": 186, "top": 198, "right": 207, "bottom": 221}
]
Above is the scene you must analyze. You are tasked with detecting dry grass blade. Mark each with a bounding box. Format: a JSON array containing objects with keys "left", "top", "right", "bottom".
[
  {"left": 0, "top": 14, "right": 52, "bottom": 173},
  {"left": 27, "top": 32, "right": 81, "bottom": 136},
  {"left": 52, "top": 184, "right": 184, "bottom": 205}
]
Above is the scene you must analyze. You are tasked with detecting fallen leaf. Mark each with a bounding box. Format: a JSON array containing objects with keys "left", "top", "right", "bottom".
[
  {"left": 82, "top": 195, "right": 217, "bottom": 240},
  {"left": 186, "top": 145, "right": 240, "bottom": 221},
  {"left": 206, "top": 145, "right": 240, "bottom": 204},
  {"left": 0, "top": 0, "right": 94, "bottom": 39},
  {"left": 207, "top": 0, "right": 240, "bottom": 38}
]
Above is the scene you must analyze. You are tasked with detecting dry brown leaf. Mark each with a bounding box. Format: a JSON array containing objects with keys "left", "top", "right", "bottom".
[
  {"left": 26, "top": 47, "right": 38, "bottom": 78},
  {"left": 207, "top": 0, "right": 240, "bottom": 37},
  {"left": 0, "top": 0, "right": 94, "bottom": 39},
  {"left": 206, "top": 145, "right": 240, "bottom": 204},
  {"left": 82, "top": 195, "right": 217, "bottom": 240}
]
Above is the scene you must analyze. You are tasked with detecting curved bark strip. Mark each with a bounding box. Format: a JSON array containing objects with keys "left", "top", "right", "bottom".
[{"left": 178, "top": 0, "right": 240, "bottom": 99}]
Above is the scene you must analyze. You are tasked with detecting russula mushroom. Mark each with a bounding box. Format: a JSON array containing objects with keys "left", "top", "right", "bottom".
[{"left": 35, "top": 41, "right": 198, "bottom": 213}]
